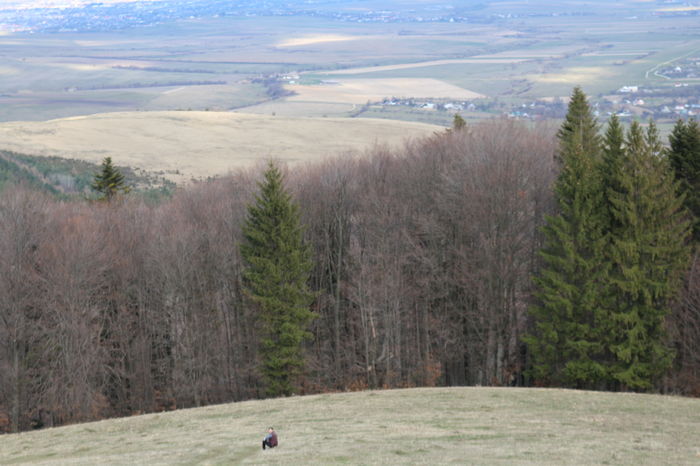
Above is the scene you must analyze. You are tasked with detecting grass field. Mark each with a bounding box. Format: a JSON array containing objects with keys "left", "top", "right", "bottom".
[
  {"left": 0, "top": 111, "right": 441, "bottom": 183},
  {"left": 287, "top": 78, "right": 484, "bottom": 104},
  {"left": 0, "top": 387, "right": 698, "bottom": 465}
]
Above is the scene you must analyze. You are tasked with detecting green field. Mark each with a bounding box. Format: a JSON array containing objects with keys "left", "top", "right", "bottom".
[{"left": 0, "top": 387, "right": 698, "bottom": 465}]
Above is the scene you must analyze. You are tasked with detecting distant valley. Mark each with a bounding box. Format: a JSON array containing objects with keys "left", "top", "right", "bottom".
[{"left": 0, "top": 0, "right": 697, "bottom": 175}]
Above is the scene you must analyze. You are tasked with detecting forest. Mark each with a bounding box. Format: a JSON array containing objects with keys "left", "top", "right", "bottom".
[{"left": 1, "top": 91, "right": 699, "bottom": 433}]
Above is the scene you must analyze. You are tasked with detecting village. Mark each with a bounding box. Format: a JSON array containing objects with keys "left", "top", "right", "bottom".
[{"left": 274, "top": 71, "right": 700, "bottom": 123}]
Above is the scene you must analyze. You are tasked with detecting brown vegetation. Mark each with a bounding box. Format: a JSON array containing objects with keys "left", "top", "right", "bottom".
[{"left": 0, "top": 119, "right": 697, "bottom": 434}]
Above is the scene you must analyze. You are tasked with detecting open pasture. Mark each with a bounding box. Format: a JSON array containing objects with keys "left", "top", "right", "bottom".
[
  {"left": 0, "top": 387, "right": 698, "bottom": 465},
  {"left": 0, "top": 111, "right": 440, "bottom": 183},
  {"left": 287, "top": 78, "right": 484, "bottom": 104}
]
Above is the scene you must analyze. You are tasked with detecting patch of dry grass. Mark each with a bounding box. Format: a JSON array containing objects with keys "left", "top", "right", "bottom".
[
  {"left": 0, "top": 388, "right": 698, "bottom": 465},
  {"left": 277, "top": 34, "right": 369, "bottom": 47},
  {"left": 0, "top": 111, "right": 440, "bottom": 183},
  {"left": 528, "top": 66, "right": 618, "bottom": 84},
  {"left": 287, "top": 78, "right": 483, "bottom": 104},
  {"left": 656, "top": 6, "right": 700, "bottom": 12}
]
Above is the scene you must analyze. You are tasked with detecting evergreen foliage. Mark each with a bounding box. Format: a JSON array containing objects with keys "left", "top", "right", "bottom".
[
  {"left": 668, "top": 119, "right": 700, "bottom": 242},
  {"left": 601, "top": 115, "right": 625, "bottom": 217},
  {"left": 528, "top": 89, "right": 691, "bottom": 391},
  {"left": 91, "top": 157, "right": 129, "bottom": 201},
  {"left": 241, "top": 162, "right": 316, "bottom": 397},
  {"left": 452, "top": 113, "right": 467, "bottom": 131},
  {"left": 556, "top": 86, "right": 601, "bottom": 161},
  {"left": 603, "top": 121, "right": 690, "bottom": 390},
  {"left": 527, "top": 87, "right": 609, "bottom": 388}
]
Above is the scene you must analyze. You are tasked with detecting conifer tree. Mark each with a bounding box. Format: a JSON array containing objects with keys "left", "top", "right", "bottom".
[
  {"left": 556, "top": 86, "right": 601, "bottom": 160},
  {"left": 241, "top": 162, "right": 316, "bottom": 397},
  {"left": 527, "top": 88, "right": 609, "bottom": 388},
  {"left": 604, "top": 121, "right": 691, "bottom": 390},
  {"left": 91, "top": 157, "right": 129, "bottom": 201},
  {"left": 452, "top": 113, "right": 467, "bottom": 131},
  {"left": 601, "top": 114, "right": 625, "bottom": 205},
  {"left": 668, "top": 119, "right": 700, "bottom": 242}
]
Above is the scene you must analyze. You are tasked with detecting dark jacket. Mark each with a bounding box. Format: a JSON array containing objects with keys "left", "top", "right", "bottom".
[{"left": 265, "top": 431, "right": 278, "bottom": 447}]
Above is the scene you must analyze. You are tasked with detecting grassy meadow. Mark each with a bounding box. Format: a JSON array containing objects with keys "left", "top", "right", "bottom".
[
  {"left": 0, "top": 111, "right": 441, "bottom": 183},
  {"left": 0, "top": 387, "right": 698, "bottom": 465}
]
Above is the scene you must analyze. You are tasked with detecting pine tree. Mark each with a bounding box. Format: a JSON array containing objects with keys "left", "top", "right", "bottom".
[
  {"left": 527, "top": 88, "right": 609, "bottom": 388},
  {"left": 241, "top": 162, "right": 316, "bottom": 397},
  {"left": 556, "top": 86, "right": 601, "bottom": 160},
  {"left": 452, "top": 113, "right": 467, "bottom": 131},
  {"left": 668, "top": 119, "right": 700, "bottom": 242},
  {"left": 601, "top": 114, "right": 626, "bottom": 220},
  {"left": 604, "top": 121, "right": 691, "bottom": 390},
  {"left": 91, "top": 157, "right": 129, "bottom": 201}
]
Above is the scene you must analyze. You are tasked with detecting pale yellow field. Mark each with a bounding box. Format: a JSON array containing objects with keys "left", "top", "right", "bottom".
[
  {"left": 277, "top": 34, "right": 372, "bottom": 47},
  {"left": 657, "top": 6, "right": 700, "bottom": 12},
  {"left": 528, "top": 66, "right": 619, "bottom": 84},
  {"left": 287, "top": 78, "right": 483, "bottom": 104},
  {"left": 0, "top": 111, "right": 441, "bottom": 182}
]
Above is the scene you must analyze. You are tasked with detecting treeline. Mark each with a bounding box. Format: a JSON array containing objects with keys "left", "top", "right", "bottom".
[
  {"left": 528, "top": 89, "right": 698, "bottom": 391},
  {"left": 0, "top": 119, "right": 556, "bottom": 432},
  {"left": 1, "top": 100, "right": 699, "bottom": 433}
]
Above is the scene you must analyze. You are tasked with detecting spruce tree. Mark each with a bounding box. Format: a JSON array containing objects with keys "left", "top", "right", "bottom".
[
  {"left": 527, "top": 88, "right": 609, "bottom": 388},
  {"left": 91, "top": 157, "right": 128, "bottom": 201},
  {"left": 604, "top": 121, "right": 691, "bottom": 390},
  {"left": 668, "top": 119, "right": 700, "bottom": 242},
  {"left": 556, "top": 86, "right": 601, "bottom": 160},
  {"left": 452, "top": 113, "right": 467, "bottom": 131},
  {"left": 601, "top": 114, "right": 625, "bottom": 207},
  {"left": 241, "top": 162, "right": 316, "bottom": 397}
]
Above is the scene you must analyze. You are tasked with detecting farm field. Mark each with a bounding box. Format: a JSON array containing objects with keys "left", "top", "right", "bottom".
[
  {"left": 286, "top": 78, "right": 484, "bottom": 105},
  {"left": 0, "top": 3, "right": 698, "bottom": 125},
  {"left": 0, "top": 387, "right": 698, "bottom": 465},
  {"left": 0, "top": 111, "right": 441, "bottom": 182}
]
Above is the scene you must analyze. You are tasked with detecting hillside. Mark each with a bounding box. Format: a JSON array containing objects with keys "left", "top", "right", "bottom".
[
  {"left": 0, "top": 387, "right": 698, "bottom": 465},
  {"left": 0, "top": 112, "right": 441, "bottom": 183},
  {"left": 0, "top": 150, "right": 174, "bottom": 198}
]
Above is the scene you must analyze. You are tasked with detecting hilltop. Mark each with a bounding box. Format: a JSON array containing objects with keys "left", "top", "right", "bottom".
[
  {"left": 0, "top": 111, "right": 440, "bottom": 183},
  {"left": 0, "top": 387, "right": 698, "bottom": 465}
]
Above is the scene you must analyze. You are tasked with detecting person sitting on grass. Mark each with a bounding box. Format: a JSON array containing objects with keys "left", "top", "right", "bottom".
[{"left": 262, "top": 427, "right": 278, "bottom": 450}]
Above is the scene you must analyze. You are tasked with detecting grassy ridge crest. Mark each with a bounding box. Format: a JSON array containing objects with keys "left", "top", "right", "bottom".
[{"left": 0, "top": 387, "right": 698, "bottom": 465}]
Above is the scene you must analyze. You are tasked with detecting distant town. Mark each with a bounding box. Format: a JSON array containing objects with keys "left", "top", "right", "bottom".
[
  {"left": 3, "top": 0, "right": 697, "bottom": 34},
  {"left": 272, "top": 72, "right": 700, "bottom": 122}
]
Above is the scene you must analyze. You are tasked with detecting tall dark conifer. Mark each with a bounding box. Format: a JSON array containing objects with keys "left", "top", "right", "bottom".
[
  {"left": 604, "top": 121, "right": 691, "bottom": 390},
  {"left": 556, "top": 86, "right": 602, "bottom": 160},
  {"left": 668, "top": 119, "right": 700, "bottom": 242},
  {"left": 527, "top": 87, "right": 609, "bottom": 388},
  {"left": 241, "top": 162, "right": 316, "bottom": 397}
]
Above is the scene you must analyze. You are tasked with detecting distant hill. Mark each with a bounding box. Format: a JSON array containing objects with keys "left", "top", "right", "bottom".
[
  {"left": 0, "top": 111, "right": 442, "bottom": 184},
  {"left": 0, "top": 150, "right": 174, "bottom": 200},
  {"left": 0, "top": 387, "right": 698, "bottom": 465}
]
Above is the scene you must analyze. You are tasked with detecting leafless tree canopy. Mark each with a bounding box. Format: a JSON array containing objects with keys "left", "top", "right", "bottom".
[{"left": 1, "top": 119, "right": 695, "bottom": 433}]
